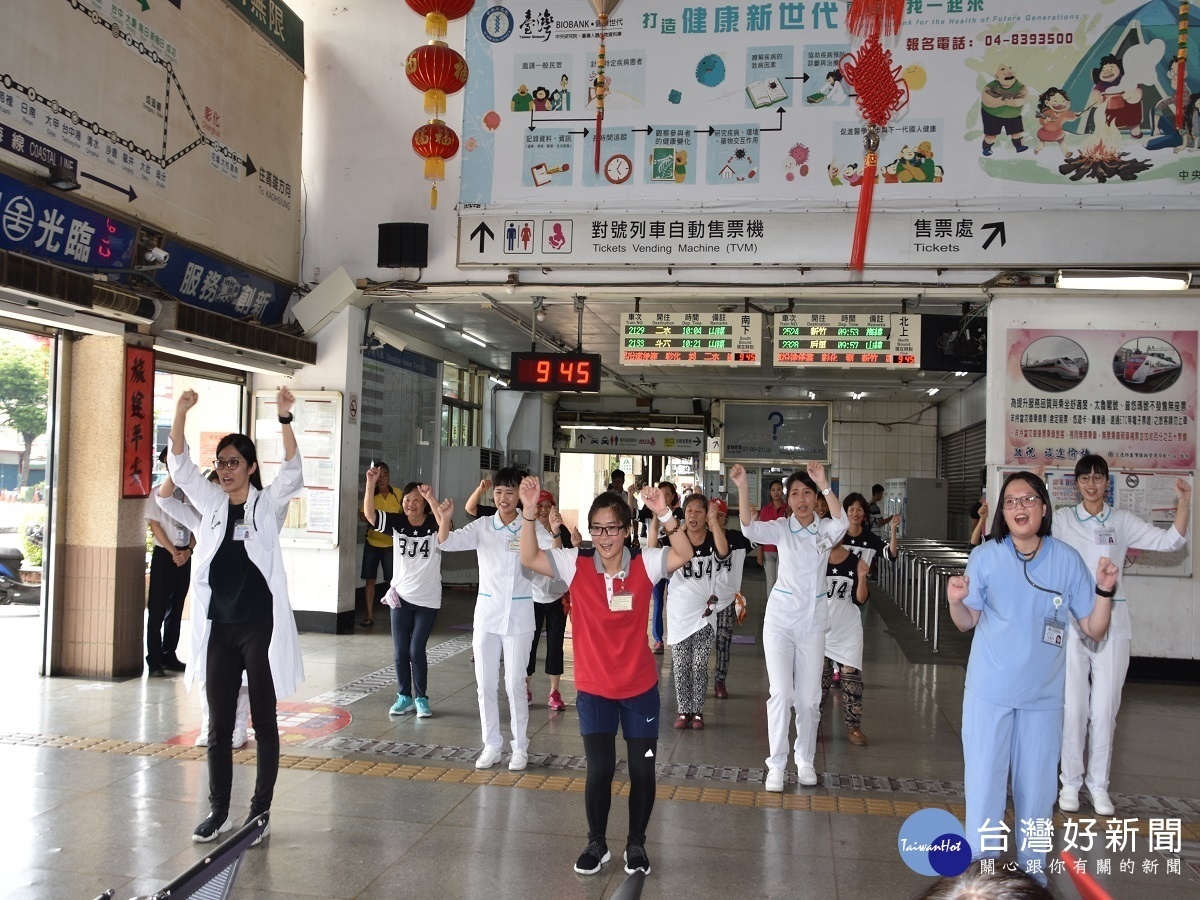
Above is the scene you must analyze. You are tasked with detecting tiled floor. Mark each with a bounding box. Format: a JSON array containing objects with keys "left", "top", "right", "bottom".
[{"left": 1, "top": 571, "right": 1197, "bottom": 899}]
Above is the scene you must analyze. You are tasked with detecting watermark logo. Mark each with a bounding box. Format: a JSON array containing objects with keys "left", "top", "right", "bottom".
[{"left": 897, "top": 808, "right": 972, "bottom": 877}]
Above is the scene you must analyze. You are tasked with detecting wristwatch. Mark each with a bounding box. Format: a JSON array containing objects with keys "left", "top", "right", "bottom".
[{"left": 278, "top": 412, "right": 294, "bottom": 424}]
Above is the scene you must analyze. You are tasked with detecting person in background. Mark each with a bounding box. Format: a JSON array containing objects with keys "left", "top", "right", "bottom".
[
  {"left": 607, "top": 469, "right": 626, "bottom": 494},
  {"left": 946, "top": 470, "right": 1116, "bottom": 882},
  {"left": 526, "top": 489, "right": 580, "bottom": 711},
  {"left": 364, "top": 471, "right": 443, "bottom": 719},
  {"left": 867, "top": 483, "right": 894, "bottom": 534},
  {"left": 1053, "top": 455, "right": 1190, "bottom": 817},
  {"left": 841, "top": 492, "right": 899, "bottom": 572},
  {"left": 430, "top": 467, "right": 554, "bottom": 772},
  {"left": 969, "top": 497, "right": 990, "bottom": 546},
  {"left": 650, "top": 493, "right": 727, "bottom": 730},
  {"left": 145, "top": 445, "right": 196, "bottom": 676},
  {"left": 168, "top": 387, "right": 305, "bottom": 846},
  {"left": 360, "top": 461, "right": 400, "bottom": 627},
  {"left": 464, "top": 476, "right": 497, "bottom": 519},
  {"left": 912, "top": 861, "right": 1054, "bottom": 900},
  {"left": 711, "top": 499, "right": 752, "bottom": 700},
  {"left": 756, "top": 478, "right": 788, "bottom": 601},
  {"left": 820, "top": 537, "right": 871, "bottom": 746},
  {"left": 730, "top": 462, "right": 847, "bottom": 792},
  {"left": 519, "top": 476, "right": 694, "bottom": 879},
  {"left": 649, "top": 480, "right": 682, "bottom": 653},
  {"left": 158, "top": 469, "right": 251, "bottom": 749}
]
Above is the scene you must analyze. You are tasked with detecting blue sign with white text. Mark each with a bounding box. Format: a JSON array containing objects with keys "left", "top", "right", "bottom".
[
  {"left": 0, "top": 170, "right": 135, "bottom": 269},
  {"left": 153, "top": 240, "right": 292, "bottom": 325}
]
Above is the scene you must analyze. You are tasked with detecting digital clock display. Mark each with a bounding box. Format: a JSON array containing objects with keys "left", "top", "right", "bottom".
[
  {"left": 509, "top": 351, "right": 602, "bottom": 392},
  {"left": 774, "top": 313, "right": 921, "bottom": 369}
]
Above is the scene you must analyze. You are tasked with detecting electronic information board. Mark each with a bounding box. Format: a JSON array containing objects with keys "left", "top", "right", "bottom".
[
  {"left": 773, "top": 312, "right": 921, "bottom": 368},
  {"left": 621, "top": 311, "right": 763, "bottom": 366}
]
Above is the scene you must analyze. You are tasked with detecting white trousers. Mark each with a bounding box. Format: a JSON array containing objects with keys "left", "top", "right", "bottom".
[
  {"left": 963, "top": 690, "right": 1061, "bottom": 879},
  {"left": 762, "top": 622, "right": 825, "bottom": 772},
  {"left": 474, "top": 630, "right": 535, "bottom": 752},
  {"left": 763, "top": 551, "right": 779, "bottom": 601},
  {"left": 200, "top": 684, "right": 250, "bottom": 733},
  {"left": 1059, "top": 626, "right": 1131, "bottom": 794}
]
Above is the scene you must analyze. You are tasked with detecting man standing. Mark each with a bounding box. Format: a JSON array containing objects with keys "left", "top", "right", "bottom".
[
  {"left": 145, "top": 446, "right": 195, "bottom": 676},
  {"left": 980, "top": 63, "right": 1030, "bottom": 156},
  {"left": 866, "top": 484, "right": 894, "bottom": 534}
]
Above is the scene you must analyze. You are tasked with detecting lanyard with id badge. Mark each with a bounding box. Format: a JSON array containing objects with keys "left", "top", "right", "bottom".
[
  {"left": 606, "top": 570, "right": 633, "bottom": 612},
  {"left": 1015, "top": 540, "right": 1067, "bottom": 649}
]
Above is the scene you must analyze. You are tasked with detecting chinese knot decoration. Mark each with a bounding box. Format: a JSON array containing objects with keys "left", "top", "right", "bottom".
[{"left": 404, "top": 0, "right": 474, "bottom": 208}]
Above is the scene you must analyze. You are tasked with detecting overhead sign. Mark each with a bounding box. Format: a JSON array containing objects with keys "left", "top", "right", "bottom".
[
  {"left": 775, "top": 312, "right": 920, "bottom": 369},
  {"left": 458, "top": 210, "right": 1200, "bottom": 268},
  {"left": 721, "top": 401, "right": 831, "bottom": 464},
  {"left": 620, "top": 310, "right": 762, "bottom": 366},
  {"left": 0, "top": 123, "right": 77, "bottom": 179},
  {"left": 567, "top": 429, "right": 704, "bottom": 454},
  {"left": 152, "top": 239, "right": 293, "bottom": 325}
]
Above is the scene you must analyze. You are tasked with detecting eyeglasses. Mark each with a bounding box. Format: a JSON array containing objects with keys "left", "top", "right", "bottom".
[
  {"left": 702, "top": 595, "right": 718, "bottom": 618},
  {"left": 589, "top": 524, "right": 626, "bottom": 536},
  {"left": 1001, "top": 494, "right": 1042, "bottom": 510},
  {"left": 1076, "top": 474, "right": 1107, "bottom": 485},
  {"left": 212, "top": 457, "right": 243, "bottom": 471}
]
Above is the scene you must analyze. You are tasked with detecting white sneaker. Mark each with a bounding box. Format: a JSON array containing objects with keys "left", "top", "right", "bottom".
[
  {"left": 1090, "top": 789, "right": 1115, "bottom": 817},
  {"left": 194, "top": 731, "right": 209, "bottom": 747},
  {"left": 508, "top": 749, "right": 529, "bottom": 771},
  {"left": 765, "top": 769, "right": 785, "bottom": 792},
  {"left": 1058, "top": 786, "right": 1080, "bottom": 812},
  {"left": 798, "top": 766, "right": 819, "bottom": 786},
  {"left": 231, "top": 729, "right": 248, "bottom": 749},
  {"left": 476, "top": 745, "right": 503, "bottom": 769}
]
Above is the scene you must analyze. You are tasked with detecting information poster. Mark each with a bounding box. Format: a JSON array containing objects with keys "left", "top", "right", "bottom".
[{"left": 253, "top": 390, "right": 341, "bottom": 548}]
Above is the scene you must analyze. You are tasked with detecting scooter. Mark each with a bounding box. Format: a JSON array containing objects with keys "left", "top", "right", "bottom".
[{"left": 0, "top": 546, "right": 40, "bottom": 605}]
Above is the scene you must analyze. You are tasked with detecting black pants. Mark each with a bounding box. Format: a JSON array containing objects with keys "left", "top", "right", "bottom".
[
  {"left": 206, "top": 617, "right": 278, "bottom": 816},
  {"left": 146, "top": 545, "right": 190, "bottom": 668},
  {"left": 582, "top": 733, "right": 657, "bottom": 847},
  {"left": 527, "top": 597, "right": 567, "bottom": 677}
]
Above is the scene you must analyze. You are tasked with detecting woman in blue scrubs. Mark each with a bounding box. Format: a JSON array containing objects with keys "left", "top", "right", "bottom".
[{"left": 946, "top": 471, "right": 1118, "bottom": 881}]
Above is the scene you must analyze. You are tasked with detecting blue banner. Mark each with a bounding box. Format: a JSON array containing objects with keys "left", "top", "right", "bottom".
[
  {"left": 153, "top": 240, "right": 293, "bottom": 325},
  {"left": 0, "top": 169, "right": 136, "bottom": 269},
  {"left": 365, "top": 343, "right": 439, "bottom": 378}
]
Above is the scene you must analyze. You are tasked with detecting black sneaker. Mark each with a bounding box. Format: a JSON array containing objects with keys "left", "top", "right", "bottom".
[
  {"left": 244, "top": 811, "right": 270, "bottom": 847},
  {"left": 192, "top": 811, "right": 232, "bottom": 843},
  {"left": 573, "top": 840, "right": 610, "bottom": 875},
  {"left": 163, "top": 657, "right": 187, "bottom": 672},
  {"left": 623, "top": 844, "right": 652, "bottom": 875}
]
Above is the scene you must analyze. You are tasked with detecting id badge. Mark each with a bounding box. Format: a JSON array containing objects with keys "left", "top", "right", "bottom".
[
  {"left": 1042, "top": 616, "right": 1065, "bottom": 647},
  {"left": 609, "top": 592, "right": 634, "bottom": 612},
  {"left": 507, "top": 537, "right": 521, "bottom": 552},
  {"left": 233, "top": 520, "right": 252, "bottom": 541},
  {"left": 815, "top": 536, "right": 833, "bottom": 554},
  {"left": 1094, "top": 529, "right": 1116, "bottom": 546},
  {"left": 174, "top": 526, "right": 187, "bottom": 546}
]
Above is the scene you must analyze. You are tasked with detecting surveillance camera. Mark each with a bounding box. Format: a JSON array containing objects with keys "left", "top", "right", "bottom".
[{"left": 144, "top": 247, "right": 170, "bottom": 265}]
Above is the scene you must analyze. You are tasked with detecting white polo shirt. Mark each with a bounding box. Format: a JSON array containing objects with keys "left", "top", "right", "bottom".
[
  {"left": 438, "top": 513, "right": 553, "bottom": 635},
  {"left": 743, "top": 514, "right": 848, "bottom": 633},
  {"left": 145, "top": 489, "right": 194, "bottom": 549},
  {"left": 1052, "top": 502, "right": 1186, "bottom": 640}
]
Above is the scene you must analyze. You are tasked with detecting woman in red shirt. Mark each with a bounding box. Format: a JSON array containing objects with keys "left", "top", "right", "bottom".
[{"left": 519, "top": 476, "right": 693, "bottom": 880}]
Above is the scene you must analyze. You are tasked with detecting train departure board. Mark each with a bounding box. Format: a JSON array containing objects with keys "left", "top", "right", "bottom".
[
  {"left": 621, "top": 311, "right": 763, "bottom": 366},
  {"left": 773, "top": 312, "right": 921, "bottom": 369}
]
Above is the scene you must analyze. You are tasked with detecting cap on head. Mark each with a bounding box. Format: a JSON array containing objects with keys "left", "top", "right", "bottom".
[{"left": 538, "top": 489, "right": 555, "bottom": 505}]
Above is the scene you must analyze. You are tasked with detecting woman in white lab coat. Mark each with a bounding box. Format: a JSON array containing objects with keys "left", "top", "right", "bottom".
[{"left": 168, "top": 387, "right": 304, "bottom": 845}]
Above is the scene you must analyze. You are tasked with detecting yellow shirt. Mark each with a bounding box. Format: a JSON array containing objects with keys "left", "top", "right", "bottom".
[{"left": 366, "top": 488, "right": 402, "bottom": 547}]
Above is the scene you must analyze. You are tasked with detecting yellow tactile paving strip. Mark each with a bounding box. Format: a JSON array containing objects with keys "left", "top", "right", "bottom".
[{"left": 11, "top": 733, "right": 1200, "bottom": 838}]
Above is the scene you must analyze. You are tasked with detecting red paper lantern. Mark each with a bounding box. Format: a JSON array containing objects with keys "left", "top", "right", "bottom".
[
  {"left": 405, "top": 0, "right": 476, "bottom": 38},
  {"left": 412, "top": 119, "right": 460, "bottom": 208},
  {"left": 406, "top": 42, "right": 469, "bottom": 116}
]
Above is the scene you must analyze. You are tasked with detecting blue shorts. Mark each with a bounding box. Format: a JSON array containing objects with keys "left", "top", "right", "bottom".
[{"left": 576, "top": 684, "right": 660, "bottom": 740}]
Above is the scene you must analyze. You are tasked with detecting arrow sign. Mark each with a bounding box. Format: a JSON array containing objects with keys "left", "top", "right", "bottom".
[
  {"left": 760, "top": 107, "right": 787, "bottom": 132},
  {"left": 80, "top": 171, "right": 138, "bottom": 202},
  {"left": 632, "top": 126, "right": 655, "bottom": 134},
  {"left": 243, "top": 154, "right": 256, "bottom": 177},
  {"left": 470, "top": 222, "right": 495, "bottom": 253},
  {"left": 529, "top": 110, "right": 596, "bottom": 131},
  {"left": 694, "top": 126, "right": 714, "bottom": 135},
  {"left": 568, "top": 128, "right": 591, "bottom": 136},
  {"left": 784, "top": 73, "right": 811, "bottom": 83},
  {"left": 981, "top": 221, "right": 1006, "bottom": 250}
]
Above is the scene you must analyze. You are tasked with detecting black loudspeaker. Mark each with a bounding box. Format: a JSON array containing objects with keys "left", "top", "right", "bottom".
[
  {"left": 378, "top": 222, "right": 429, "bottom": 269},
  {"left": 692, "top": 399, "right": 704, "bottom": 415}
]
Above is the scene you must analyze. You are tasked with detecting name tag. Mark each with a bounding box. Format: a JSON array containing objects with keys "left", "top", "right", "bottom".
[
  {"left": 233, "top": 520, "right": 252, "bottom": 541},
  {"left": 1094, "top": 529, "right": 1116, "bottom": 546},
  {"left": 609, "top": 592, "right": 634, "bottom": 612},
  {"left": 174, "top": 526, "right": 188, "bottom": 546},
  {"left": 1042, "top": 615, "right": 1065, "bottom": 647},
  {"left": 815, "top": 536, "right": 833, "bottom": 554},
  {"left": 507, "top": 537, "right": 521, "bottom": 552}
]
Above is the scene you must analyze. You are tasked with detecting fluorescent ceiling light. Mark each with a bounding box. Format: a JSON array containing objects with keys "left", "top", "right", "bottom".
[
  {"left": 927, "top": 387, "right": 940, "bottom": 396},
  {"left": 954, "top": 371, "right": 968, "bottom": 377},
  {"left": 1055, "top": 270, "right": 1191, "bottom": 291},
  {"left": 155, "top": 336, "right": 301, "bottom": 376},
  {"left": 412, "top": 310, "right": 446, "bottom": 328},
  {"left": 489, "top": 375, "right": 508, "bottom": 386},
  {"left": 807, "top": 391, "right": 816, "bottom": 400},
  {"left": 460, "top": 330, "right": 487, "bottom": 347},
  {"left": 851, "top": 391, "right": 866, "bottom": 400}
]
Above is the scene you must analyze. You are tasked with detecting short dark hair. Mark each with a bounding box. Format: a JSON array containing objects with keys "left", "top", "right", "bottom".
[
  {"left": 990, "top": 471, "right": 1052, "bottom": 542},
  {"left": 215, "top": 433, "right": 263, "bottom": 490},
  {"left": 1074, "top": 454, "right": 1108, "bottom": 480},
  {"left": 658, "top": 480, "right": 677, "bottom": 503},
  {"left": 588, "top": 491, "right": 632, "bottom": 529},
  {"left": 871, "top": 483, "right": 884, "bottom": 495},
  {"left": 493, "top": 467, "right": 523, "bottom": 488},
  {"left": 786, "top": 471, "right": 818, "bottom": 495},
  {"left": 768, "top": 478, "right": 783, "bottom": 489},
  {"left": 842, "top": 492, "right": 869, "bottom": 516},
  {"left": 158, "top": 445, "right": 168, "bottom": 465},
  {"left": 400, "top": 481, "right": 431, "bottom": 515},
  {"left": 683, "top": 493, "right": 709, "bottom": 514},
  {"left": 610, "top": 469, "right": 625, "bottom": 480}
]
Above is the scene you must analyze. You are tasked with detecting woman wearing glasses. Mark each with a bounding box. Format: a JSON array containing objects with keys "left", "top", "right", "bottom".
[
  {"left": 518, "top": 477, "right": 694, "bottom": 878},
  {"left": 167, "top": 387, "right": 304, "bottom": 845},
  {"left": 946, "top": 471, "right": 1118, "bottom": 882},
  {"left": 1053, "top": 455, "right": 1190, "bottom": 817},
  {"left": 649, "top": 493, "right": 729, "bottom": 729}
]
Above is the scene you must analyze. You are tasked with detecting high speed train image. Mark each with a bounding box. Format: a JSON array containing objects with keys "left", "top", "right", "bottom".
[
  {"left": 1123, "top": 353, "right": 1181, "bottom": 384},
  {"left": 1022, "top": 356, "right": 1083, "bottom": 379}
]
